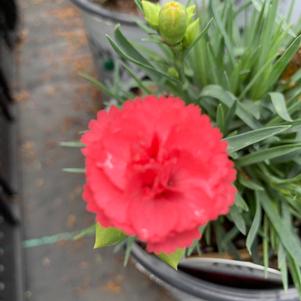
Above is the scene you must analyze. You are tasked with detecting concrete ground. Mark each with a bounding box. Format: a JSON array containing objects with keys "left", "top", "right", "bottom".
[{"left": 17, "top": 0, "right": 173, "bottom": 300}]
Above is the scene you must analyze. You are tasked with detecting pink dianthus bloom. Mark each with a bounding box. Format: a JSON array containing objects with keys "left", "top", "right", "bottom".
[{"left": 82, "top": 96, "right": 236, "bottom": 254}]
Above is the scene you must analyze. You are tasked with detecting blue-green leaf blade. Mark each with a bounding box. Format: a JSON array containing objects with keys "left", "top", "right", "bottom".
[
  {"left": 237, "top": 143, "right": 301, "bottom": 167},
  {"left": 246, "top": 196, "right": 261, "bottom": 254},
  {"left": 226, "top": 125, "right": 291, "bottom": 153},
  {"left": 258, "top": 191, "right": 301, "bottom": 265},
  {"left": 269, "top": 92, "right": 293, "bottom": 122}
]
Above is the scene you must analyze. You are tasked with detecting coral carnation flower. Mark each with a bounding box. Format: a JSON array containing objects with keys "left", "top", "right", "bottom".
[{"left": 81, "top": 96, "right": 236, "bottom": 254}]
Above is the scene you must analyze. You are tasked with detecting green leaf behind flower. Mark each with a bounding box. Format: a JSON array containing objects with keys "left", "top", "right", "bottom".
[
  {"left": 246, "top": 196, "right": 262, "bottom": 254},
  {"left": 228, "top": 204, "right": 246, "bottom": 235},
  {"left": 235, "top": 192, "right": 249, "bottom": 212},
  {"left": 258, "top": 191, "right": 301, "bottom": 265},
  {"left": 158, "top": 249, "right": 185, "bottom": 270},
  {"left": 94, "top": 224, "right": 126, "bottom": 249}
]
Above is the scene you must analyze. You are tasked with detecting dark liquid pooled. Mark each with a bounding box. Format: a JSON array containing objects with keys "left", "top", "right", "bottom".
[{"left": 179, "top": 266, "right": 285, "bottom": 290}]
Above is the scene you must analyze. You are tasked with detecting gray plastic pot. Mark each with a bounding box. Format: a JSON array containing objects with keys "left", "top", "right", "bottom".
[
  {"left": 70, "top": 0, "right": 148, "bottom": 76},
  {"left": 131, "top": 244, "right": 299, "bottom": 301}
]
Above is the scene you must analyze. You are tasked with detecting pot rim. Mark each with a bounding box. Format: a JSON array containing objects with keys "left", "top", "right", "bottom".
[
  {"left": 131, "top": 243, "right": 299, "bottom": 301},
  {"left": 70, "top": 0, "right": 140, "bottom": 26}
]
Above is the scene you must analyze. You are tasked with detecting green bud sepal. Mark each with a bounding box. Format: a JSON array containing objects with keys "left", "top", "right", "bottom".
[{"left": 142, "top": 0, "right": 161, "bottom": 29}]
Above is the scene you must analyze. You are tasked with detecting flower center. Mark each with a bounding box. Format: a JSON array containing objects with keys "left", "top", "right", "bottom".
[{"left": 131, "top": 134, "right": 179, "bottom": 200}]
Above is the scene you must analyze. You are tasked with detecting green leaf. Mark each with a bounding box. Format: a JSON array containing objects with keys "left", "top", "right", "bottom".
[
  {"left": 124, "top": 237, "right": 135, "bottom": 266},
  {"left": 135, "top": 19, "right": 156, "bottom": 35},
  {"left": 235, "top": 192, "right": 249, "bottom": 212},
  {"left": 246, "top": 195, "right": 261, "bottom": 254},
  {"left": 238, "top": 55, "right": 275, "bottom": 100},
  {"left": 114, "top": 25, "right": 151, "bottom": 66},
  {"left": 228, "top": 205, "right": 246, "bottom": 235},
  {"left": 60, "top": 141, "right": 84, "bottom": 148},
  {"left": 79, "top": 72, "right": 117, "bottom": 99},
  {"left": 107, "top": 26, "right": 178, "bottom": 83},
  {"left": 278, "top": 243, "right": 289, "bottom": 291},
  {"left": 269, "top": 34, "right": 301, "bottom": 85},
  {"left": 226, "top": 125, "right": 291, "bottom": 153},
  {"left": 158, "top": 249, "right": 185, "bottom": 270},
  {"left": 224, "top": 100, "right": 237, "bottom": 132},
  {"left": 267, "top": 92, "right": 301, "bottom": 126},
  {"left": 73, "top": 225, "right": 96, "bottom": 240},
  {"left": 134, "top": 0, "right": 143, "bottom": 12},
  {"left": 216, "top": 104, "right": 225, "bottom": 133},
  {"left": 209, "top": 0, "right": 235, "bottom": 65},
  {"left": 237, "top": 143, "right": 301, "bottom": 167},
  {"left": 62, "top": 168, "right": 85, "bottom": 174},
  {"left": 121, "top": 62, "right": 152, "bottom": 94},
  {"left": 252, "top": 0, "right": 296, "bottom": 37},
  {"left": 269, "top": 92, "right": 293, "bottom": 122},
  {"left": 94, "top": 223, "right": 126, "bottom": 249},
  {"left": 200, "top": 85, "right": 261, "bottom": 129},
  {"left": 214, "top": 221, "right": 224, "bottom": 253},
  {"left": 263, "top": 216, "right": 269, "bottom": 276},
  {"left": 272, "top": 172, "right": 301, "bottom": 184},
  {"left": 186, "top": 240, "right": 201, "bottom": 256},
  {"left": 185, "top": 0, "right": 193, "bottom": 8},
  {"left": 239, "top": 175, "right": 264, "bottom": 191},
  {"left": 288, "top": 255, "right": 301, "bottom": 294},
  {"left": 258, "top": 191, "right": 301, "bottom": 265}
]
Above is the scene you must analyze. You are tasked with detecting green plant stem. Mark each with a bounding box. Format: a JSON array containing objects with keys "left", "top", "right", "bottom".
[{"left": 171, "top": 45, "right": 191, "bottom": 100}]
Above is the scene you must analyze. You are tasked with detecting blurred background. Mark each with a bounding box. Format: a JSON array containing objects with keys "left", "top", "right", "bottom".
[{"left": 0, "top": 0, "right": 173, "bottom": 300}]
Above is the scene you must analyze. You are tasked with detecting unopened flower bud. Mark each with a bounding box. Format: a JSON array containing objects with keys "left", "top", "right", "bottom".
[
  {"left": 183, "top": 18, "right": 200, "bottom": 48},
  {"left": 159, "top": 1, "right": 187, "bottom": 46},
  {"left": 142, "top": 1, "right": 161, "bottom": 29},
  {"left": 167, "top": 67, "right": 179, "bottom": 79}
]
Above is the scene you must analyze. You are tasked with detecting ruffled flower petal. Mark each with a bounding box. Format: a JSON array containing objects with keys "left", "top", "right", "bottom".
[{"left": 81, "top": 96, "right": 237, "bottom": 253}]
